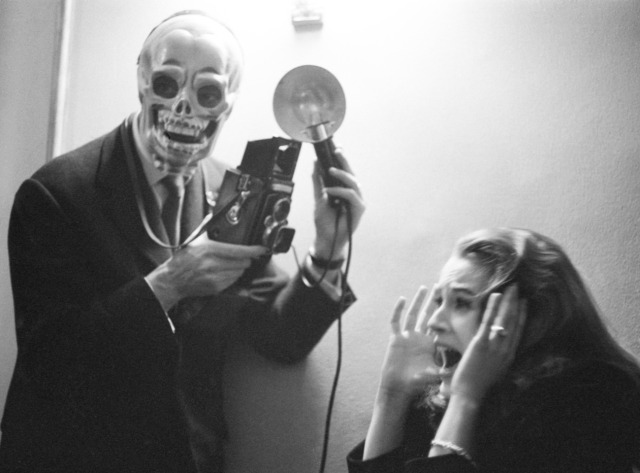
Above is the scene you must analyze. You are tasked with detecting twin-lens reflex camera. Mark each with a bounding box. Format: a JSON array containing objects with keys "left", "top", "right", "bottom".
[{"left": 206, "top": 65, "right": 346, "bottom": 254}]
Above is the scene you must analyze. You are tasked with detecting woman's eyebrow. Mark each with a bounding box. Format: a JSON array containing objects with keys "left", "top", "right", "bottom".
[{"left": 449, "top": 286, "right": 478, "bottom": 297}]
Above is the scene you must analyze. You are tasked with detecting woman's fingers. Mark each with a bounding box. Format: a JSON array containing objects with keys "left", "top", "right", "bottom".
[
  {"left": 390, "top": 297, "right": 406, "bottom": 334},
  {"left": 402, "top": 286, "right": 428, "bottom": 332},
  {"left": 478, "top": 285, "right": 527, "bottom": 357},
  {"left": 486, "top": 285, "right": 516, "bottom": 341},
  {"left": 479, "top": 292, "right": 503, "bottom": 338},
  {"left": 509, "top": 299, "right": 528, "bottom": 352},
  {"left": 417, "top": 286, "right": 437, "bottom": 334},
  {"left": 389, "top": 285, "right": 435, "bottom": 335}
]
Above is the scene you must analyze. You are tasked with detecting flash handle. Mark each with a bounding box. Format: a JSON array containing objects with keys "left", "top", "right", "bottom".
[{"left": 313, "top": 137, "right": 348, "bottom": 208}]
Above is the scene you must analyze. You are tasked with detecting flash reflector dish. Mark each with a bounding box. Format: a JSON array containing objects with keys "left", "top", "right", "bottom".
[{"left": 273, "top": 65, "right": 346, "bottom": 143}]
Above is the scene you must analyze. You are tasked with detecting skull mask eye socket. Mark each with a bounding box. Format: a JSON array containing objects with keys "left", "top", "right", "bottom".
[
  {"left": 152, "top": 74, "right": 179, "bottom": 99},
  {"left": 197, "top": 84, "right": 223, "bottom": 108}
]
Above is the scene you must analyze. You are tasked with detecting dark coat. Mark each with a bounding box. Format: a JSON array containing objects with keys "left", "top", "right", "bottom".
[
  {"left": 0, "top": 120, "right": 352, "bottom": 473},
  {"left": 347, "top": 360, "right": 640, "bottom": 473}
]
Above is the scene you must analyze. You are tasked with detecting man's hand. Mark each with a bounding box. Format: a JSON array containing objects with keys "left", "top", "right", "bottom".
[
  {"left": 312, "top": 148, "right": 365, "bottom": 259},
  {"left": 146, "top": 233, "right": 268, "bottom": 311}
]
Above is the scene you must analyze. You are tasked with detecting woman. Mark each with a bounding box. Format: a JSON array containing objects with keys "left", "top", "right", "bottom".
[{"left": 348, "top": 228, "right": 640, "bottom": 473}]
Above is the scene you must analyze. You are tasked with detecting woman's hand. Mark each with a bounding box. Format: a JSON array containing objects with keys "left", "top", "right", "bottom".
[
  {"left": 363, "top": 286, "right": 441, "bottom": 460},
  {"left": 450, "top": 284, "right": 528, "bottom": 403},
  {"left": 376, "top": 286, "right": 442, "bottom": 402}
]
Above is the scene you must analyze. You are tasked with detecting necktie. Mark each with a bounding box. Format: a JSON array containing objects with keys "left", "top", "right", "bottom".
[{"left": 161, "top": 175, "right": 185, "bottom": 246}]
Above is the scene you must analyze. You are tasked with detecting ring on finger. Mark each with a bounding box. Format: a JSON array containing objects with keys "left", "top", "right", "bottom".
[{"left": 490, "top": 325, "right": 508, "bottom": 337}]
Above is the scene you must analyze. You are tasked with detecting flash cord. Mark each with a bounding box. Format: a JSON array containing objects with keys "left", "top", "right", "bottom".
[
  {"left": 121, "top": 119, "right": 239, "bottom": 251},
  {"left": 126, "top": 118, "right": 352, "bottom": 467},
  {"left": 292, "top": 203, "right": 353, "bottom": 473}
]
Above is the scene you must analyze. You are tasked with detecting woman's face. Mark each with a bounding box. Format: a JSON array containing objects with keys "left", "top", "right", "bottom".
[{"left": 427, "top": 255, "right": 488, "bottom": 398}]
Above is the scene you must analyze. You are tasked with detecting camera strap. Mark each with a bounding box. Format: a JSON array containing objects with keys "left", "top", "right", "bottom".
[{"left": 120, "top": 117, "right": 246, "bottom": 250}]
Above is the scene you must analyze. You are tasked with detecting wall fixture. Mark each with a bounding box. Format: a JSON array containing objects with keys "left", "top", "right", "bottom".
[{"left": 291, "top": 0, "right": 323, "bottom": 29}]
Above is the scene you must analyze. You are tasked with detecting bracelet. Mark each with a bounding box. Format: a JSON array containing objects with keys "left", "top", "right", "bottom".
[
  {"left": 430, "top": 439, "right": 476, "bottom": 466},
  {"left": 309, "top": 249, "right": 345, "bottom": 270},
  {"left": 300, "top": 261, "right": 318, "bottom": 288}
]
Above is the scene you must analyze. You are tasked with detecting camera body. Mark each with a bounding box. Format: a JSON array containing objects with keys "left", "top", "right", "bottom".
[{"left": 206, "top": 137, "right": 301, "bottom": 254}]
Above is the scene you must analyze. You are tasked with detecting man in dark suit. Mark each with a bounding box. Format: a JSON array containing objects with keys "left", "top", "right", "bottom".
[{"left": 0, "top": 11, "right": 365, "bottom": 473}]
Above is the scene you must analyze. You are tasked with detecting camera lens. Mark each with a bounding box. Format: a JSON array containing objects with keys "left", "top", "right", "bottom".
[{"left": 272, "top": 198, "right": 291, "bottom": 222}]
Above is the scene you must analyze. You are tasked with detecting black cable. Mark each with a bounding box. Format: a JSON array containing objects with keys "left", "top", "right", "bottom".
[
  {"left": 289, "top": 203, "right": 353, "bottom": 473},
  {"left": 318, "top": 204, "right": 353, "bottom": 473}
]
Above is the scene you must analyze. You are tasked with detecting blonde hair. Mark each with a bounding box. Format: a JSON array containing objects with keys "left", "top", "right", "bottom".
[{"left": 455, "top": 227, "right": 640, "bottom": 378}]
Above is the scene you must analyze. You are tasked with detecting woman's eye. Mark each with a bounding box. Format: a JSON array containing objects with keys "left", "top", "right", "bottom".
[
  {"left": 455, "top": 298, "right": 472, "bottom": 309},
  {"left": 434, "top": 296, "right": 443, "bottom": 307}
]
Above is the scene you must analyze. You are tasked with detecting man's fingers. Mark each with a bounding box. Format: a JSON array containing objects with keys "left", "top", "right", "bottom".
[
  {"left": 206, "top": 241, "right": 268, "bottom": 259},
  {"left": 331, "top": 147, "right": 354, "bottom": 175},
  {"left": 326, "top": 167, "right": 361, "bottom": 194}
]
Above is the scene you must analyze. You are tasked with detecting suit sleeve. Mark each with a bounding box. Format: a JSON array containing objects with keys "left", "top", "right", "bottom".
[
  {"left": 241, "top": 265, "right": 356, "bottom": 363},
  {"left": 180, "top": 256, "right": 356, "bottom": 364},
  {"left": 8, "top": 178, "right": 175, "bottom": 395}
]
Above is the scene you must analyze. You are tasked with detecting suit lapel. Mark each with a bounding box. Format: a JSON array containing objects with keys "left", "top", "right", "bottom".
[
  {"left": 96, "top": 120, "right": 173, "bottom": 267},
  {"left": 95, "top": 119, "right": 229, "bottom": 268}
]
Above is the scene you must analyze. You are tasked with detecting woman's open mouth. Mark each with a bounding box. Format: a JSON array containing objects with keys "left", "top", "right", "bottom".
[{"left": 435, "top": 346, "right": 462, "bottom": 374}]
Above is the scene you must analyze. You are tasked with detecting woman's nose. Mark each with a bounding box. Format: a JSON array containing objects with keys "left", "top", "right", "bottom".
[{"left": 426, "top": 306, "right": 448, "bottom": 334}]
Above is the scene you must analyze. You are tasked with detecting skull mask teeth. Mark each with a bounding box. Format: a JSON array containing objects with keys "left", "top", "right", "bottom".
[
  {"left": 153, "top": 107, "right": 216, "bottom": 149},
  {"left": 136, "top": 13, "right": 243, "bottom": 173}
]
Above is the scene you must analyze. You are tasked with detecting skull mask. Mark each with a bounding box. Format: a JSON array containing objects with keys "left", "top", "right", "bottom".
[{"left": 137, "top": 12, "right": 243, "bottom": 174}]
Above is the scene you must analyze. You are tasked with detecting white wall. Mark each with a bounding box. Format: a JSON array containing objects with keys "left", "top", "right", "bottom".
[
  {"left": 0, "top": 0, "right": 61, "bottom": 435},
  {"left": 2, "top": 1, "right": 640, "bottom": 472}
]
